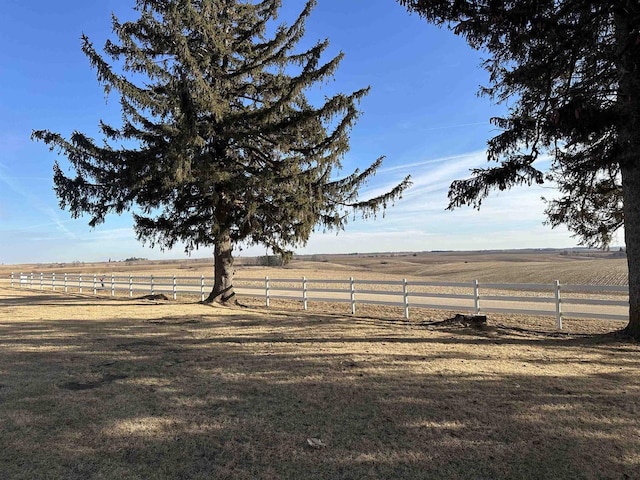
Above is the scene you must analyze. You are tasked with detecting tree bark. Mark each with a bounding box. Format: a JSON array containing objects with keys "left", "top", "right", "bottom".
[
  {"left": 204, "top": 231, "right": 236, "bottom": 304},
  {"left": 622, "top": 164, "right": 640, "bottom": 338},
  {"left": 616, "top": 8, "right": 640, "bottom": 339}
]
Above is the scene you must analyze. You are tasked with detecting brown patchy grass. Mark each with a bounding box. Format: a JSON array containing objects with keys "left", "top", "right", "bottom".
[{"left": 1, "top": 287, "right": 640, "bottom": 479}]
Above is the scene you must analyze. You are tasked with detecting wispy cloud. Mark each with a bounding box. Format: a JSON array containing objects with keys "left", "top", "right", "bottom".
[
  {"left": 310, "top": 148, "right": 579, "bottom": 254},
  {"left": 0, "top": 163, "right": 76, "bottom": 239},
  {"left": 297, "top": 222, "right": 576, "bottom": 255},
  {"left": 418, "top": 121, "right": 489, "bottom": 133},
  {"left": 0, "top": 133, "right": 29, "bottom": 153},
  {"left": 361, "top": 150, "right": 489, "bottom": 203},
  {"left": 83, "top": 227, "right": 136, "bottom": 242},
  {"left": 0, "top": 149, "right": 578, "bottom": 264}
]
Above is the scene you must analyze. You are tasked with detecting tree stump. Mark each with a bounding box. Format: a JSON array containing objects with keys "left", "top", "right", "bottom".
[
  {"left": 138, "top": 293, "right": 169, "bottom": 301},
  {"left": 453, "top": 313, "right": 487, "bottom": 328}
]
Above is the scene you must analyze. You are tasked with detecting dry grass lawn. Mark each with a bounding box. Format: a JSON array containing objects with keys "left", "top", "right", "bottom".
[{"left": 1, "top": 286, "right": 640, "bottom": 479}]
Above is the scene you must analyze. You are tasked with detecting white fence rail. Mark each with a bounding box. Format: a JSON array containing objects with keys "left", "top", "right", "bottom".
[
  {"left": 3, "top": 272, "right": 629, "bottom": 329},
  {"left": 7, "top": 272, "right": 209, "bottom": 301}
]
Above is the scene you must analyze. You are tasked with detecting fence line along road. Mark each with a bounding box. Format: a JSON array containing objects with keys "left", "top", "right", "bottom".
[{"left": 4, "top": 272, "right": 629, "bottom": 330}]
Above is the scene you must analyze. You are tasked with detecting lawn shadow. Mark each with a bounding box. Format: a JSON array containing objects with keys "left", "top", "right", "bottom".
[{"left": 0, "top": 292, "right": 639, "bottom": 479}]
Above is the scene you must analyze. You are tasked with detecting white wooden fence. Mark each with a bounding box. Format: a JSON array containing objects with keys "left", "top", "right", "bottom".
[{"left": 4, "top": 272, "right": 629, "bottom": 329}]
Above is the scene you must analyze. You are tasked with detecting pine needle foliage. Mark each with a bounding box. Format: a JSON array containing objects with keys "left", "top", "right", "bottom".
[
  {"left": 397, "top": 0, "right": 640, "bottom": 337},
  {"left": 33, "top": 0, "right": 410, "bottom": 302},
  {"left": 398, "top": 0, "right": 632, "bottom": 248}
]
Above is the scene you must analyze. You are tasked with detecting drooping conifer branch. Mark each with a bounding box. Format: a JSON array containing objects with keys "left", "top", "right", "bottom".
[
  {"left": 397, "top": 0, "right": 640, "bottom": 337},
  {"left": 33, "top": 0, "right": 410, "bottom": 304}
]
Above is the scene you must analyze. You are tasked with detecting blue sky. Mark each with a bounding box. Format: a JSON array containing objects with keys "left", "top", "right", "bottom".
[{"left": 0, "top": 0, "right": 603, "bottom": 264}]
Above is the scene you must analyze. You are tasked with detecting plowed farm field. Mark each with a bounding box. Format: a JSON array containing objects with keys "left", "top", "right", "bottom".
[{"left": 0, "top": 249, "right": 629, "bottom": 286}]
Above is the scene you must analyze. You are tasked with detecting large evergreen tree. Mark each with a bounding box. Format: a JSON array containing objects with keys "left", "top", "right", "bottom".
[
  {"left": 33, "top": 0, "right": 410, "bottom": 303},
  {"left": 397, "top": 0, "right": 640, "bottom": 338}
]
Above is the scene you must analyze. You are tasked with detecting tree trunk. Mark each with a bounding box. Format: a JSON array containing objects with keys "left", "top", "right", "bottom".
[
  {"left": 616, "top": 8, "right": 640, "bottom": 339},
  {"left": 622, "top": 164, "right": 640, "bottom": 338},
  {"left": 204, "top": 231, "right": 236, "bottom": 304}
]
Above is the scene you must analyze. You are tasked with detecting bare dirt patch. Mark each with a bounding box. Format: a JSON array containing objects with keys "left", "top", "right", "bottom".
[{"left": 1, "top": 287, "right": 639, "bottom": 479}]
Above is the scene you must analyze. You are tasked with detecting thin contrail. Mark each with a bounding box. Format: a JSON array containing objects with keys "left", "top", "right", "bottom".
[
  {"left": 421, "top": 121, "right": 489, "bottom": 132},
  {"left": 0, "top": 164, "right": 77, "bottom": 238}
]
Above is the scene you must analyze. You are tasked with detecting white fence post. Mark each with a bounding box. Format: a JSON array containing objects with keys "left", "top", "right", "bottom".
[
  {"left": 403, "top": 278, "right": 409, "bottom": 320},
  {"left": 303, "top": 277, "right": 308, "bottom": 311},
  {"left": 7, "top": 270, "right": 628, "bottom": 325},
  {"left": 474, "top": 280, "right": 480, "bottom": 314},
  {"left": 350, "top": 277, "right": 356, "bottom": 315},
  {"left": 265, "top": 276, "right": 270, "bottom": 307},
  {"left": 555, "top": 280, "right": 563, "bottom": 330}
]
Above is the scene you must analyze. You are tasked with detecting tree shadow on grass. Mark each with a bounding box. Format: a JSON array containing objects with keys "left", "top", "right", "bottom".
[
  {"left": 0, "top": 295, "right": 639, "bottom": 479},
  {"left": 0, "top": 292, "right": 178, "bottom": 308},
  {"left": 0, "top": 307, "right": 637, "bottom": 368}
]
